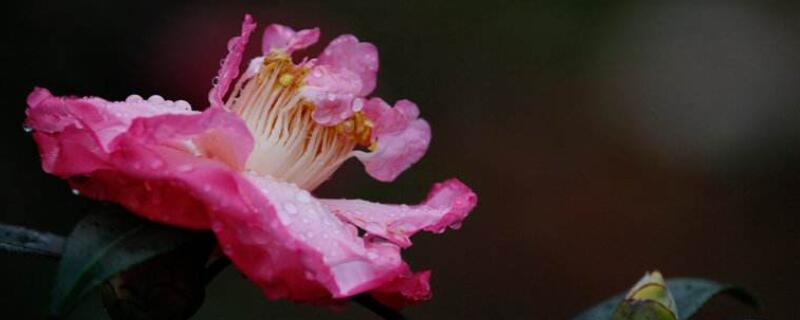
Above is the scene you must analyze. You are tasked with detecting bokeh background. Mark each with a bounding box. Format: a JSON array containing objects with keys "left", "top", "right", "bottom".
[{"left": 2, "top": 0, "right": 799, "bottom": 319}]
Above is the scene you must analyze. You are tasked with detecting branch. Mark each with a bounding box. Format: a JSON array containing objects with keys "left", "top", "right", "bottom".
[{"left": 0, "top": 223, "right": 64, "bottom": 258}]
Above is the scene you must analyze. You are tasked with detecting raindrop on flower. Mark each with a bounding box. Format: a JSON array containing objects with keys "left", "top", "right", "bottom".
[
  {"left": 125, "top": 94, "right": 143, "bottom": 103},
  {"left": 296, "top": 191, "right": 311, "bottom": 203},
  {"left": 174, "top": 100, "right": 191, "bottom": 111},
  {"left": 71, "top": 188, "right": 80, "bottom": 196},
  {"left": 22, "top": 124, "right": 32, "bottom": 133},
  {"left": 147, "top": 95, "right": 165, "bottom": 104}
]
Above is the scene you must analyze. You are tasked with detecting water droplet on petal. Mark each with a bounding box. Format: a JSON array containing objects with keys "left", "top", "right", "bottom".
[
  {"left": 174, "top": 100, "right": 191, "bottom": 111},
  {"left": 125, "top": 94, "right": 143, "bottom": 103},
  {"left": 147, "top": 95, "right": 165, "bottom": 103},
  {"left": 22, "top": 124, "right": 32, "bottom": 133},
  {"left": 296, "top": 191, "right": 311, "bottom": 203},
  {"left": 71, "top": 189, "right": 80, "bottom": 196},
  {"left": 367, "top": 251, "right": 378, "bottom": 260},
  {"left": 304, "top": 271, "right": 315, "bottom": 280}
]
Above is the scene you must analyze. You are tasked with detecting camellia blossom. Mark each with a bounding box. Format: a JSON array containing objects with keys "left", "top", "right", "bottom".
[{"left": 24, "top": 14, "right": 476, "bottom": 308}]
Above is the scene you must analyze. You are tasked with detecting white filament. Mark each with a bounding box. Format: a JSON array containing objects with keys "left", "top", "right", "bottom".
[{"left": 225, "top": 56, "right": 355, "bottom": 190}]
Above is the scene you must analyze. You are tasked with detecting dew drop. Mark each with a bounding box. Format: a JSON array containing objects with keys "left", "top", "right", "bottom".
[
  {"left": 125, "top": 94, "right": 143, "bottom": 103},
  {"left": 22, "top": 124, "right": 32, "bottom": 133},
  {"left": 71, "top": 188, "right": 80, "bottom": 196},
  {"left": 366, "top": 251, "right": 378, "bottom": 260},
  {"left": 296, "top": 191, "right": 311, "bottom": 203},
  {"left": 147, "top": 95, "right": 165, "bottom": 103},
  {"left": 174, "top": 100, "right": 191, "bottom": 111},
  {"left": 304, "top": 271, "right": 315, "bottom": 280}
]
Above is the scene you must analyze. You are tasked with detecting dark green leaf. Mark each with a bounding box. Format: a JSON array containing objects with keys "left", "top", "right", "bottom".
[
  {"left": 613, "top": 300, "right": 677, "bottom": 320},
  {"left": 101, "top": 236, "right": 214, "bottom": 320},
  {"left": 573, "top": 278, "right": 758, "bottom": 320},
  {"left": 667, "top": 278, "right": 758, "bottom": 318},
  {"left": 51, "top": 205, "right": 206, "bottom": 317}
]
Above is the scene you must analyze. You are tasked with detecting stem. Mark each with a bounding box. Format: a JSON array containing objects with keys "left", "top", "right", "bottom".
[
  {"left": 352, "top": 293, "right": 408, "bottom": 320},
  {"left": 0, "top": 223, "right": 64, "bottom": 258}
]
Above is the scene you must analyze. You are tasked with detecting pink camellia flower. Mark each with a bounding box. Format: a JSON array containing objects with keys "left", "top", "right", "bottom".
[{"left": 25, "top": 14, "right": 476, "bottom": 308}]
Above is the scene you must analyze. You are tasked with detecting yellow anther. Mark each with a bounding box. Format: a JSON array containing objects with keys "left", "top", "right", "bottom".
[
  {"left": 278, "top": 73, "right": 295, "bottom": 87},
  {"left": 335, "top": 111, "right": 373, "bottom": 147}
]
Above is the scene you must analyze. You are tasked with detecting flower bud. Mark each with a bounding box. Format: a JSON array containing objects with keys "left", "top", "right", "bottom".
[{"left": 613, "top": 271, "right": 679, "bottom": 320}]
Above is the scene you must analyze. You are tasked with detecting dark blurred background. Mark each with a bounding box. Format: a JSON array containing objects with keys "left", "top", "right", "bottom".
[{"left": 2, "top": 0, "right": 799, "bottom": 319}]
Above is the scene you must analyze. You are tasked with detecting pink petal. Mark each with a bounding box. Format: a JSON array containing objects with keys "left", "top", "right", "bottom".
[
  {"left": 303, "top": 66, "right": 363, "bottom": 125},
  {"left": 262, "top": 24, "right": 320, "bottom": 54},
  {"left": 317, "top": 35, "right": 378, "bottom": 96},
  {"left": 211, "top": 173, "right": 407, "bottom": 300},
  {"left": 89, "top": 108, "right": 253, "bottom": 228},
  {"left": 25, "top": 88, "right": 195, "bottom": 177},
  {"left": 369, "top": 268, "right": 432, "bottom": 309},
  {"left": 301, "top": 35, "right": 379, "bottom": 126},
  {"left": 208, "top": 14, "right": 257, "bottom": 109},
  {"left": 26, "top": 88, "right": 254, "bottom": 228},
  {"left": 354, "top": 98, "right": 431, "bottom": 182},
  {"left": 322, "top": 179, "right": 477, "bottom": 248}
]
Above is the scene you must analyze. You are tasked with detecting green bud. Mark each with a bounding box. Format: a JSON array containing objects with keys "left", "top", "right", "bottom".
[{"left": 612, "top": 271, "right": 679, "bottom": 320}]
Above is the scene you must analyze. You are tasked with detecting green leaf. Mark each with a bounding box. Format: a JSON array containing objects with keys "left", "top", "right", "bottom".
[
  {"left": 613, "top": 300, "right": 678, "bottom": 320},
  {"left": 573, "top": 278, "right": 758, "bottom": 320},
  {"left": 50, "top": 205, "right": 206, "bottom": 317}
]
